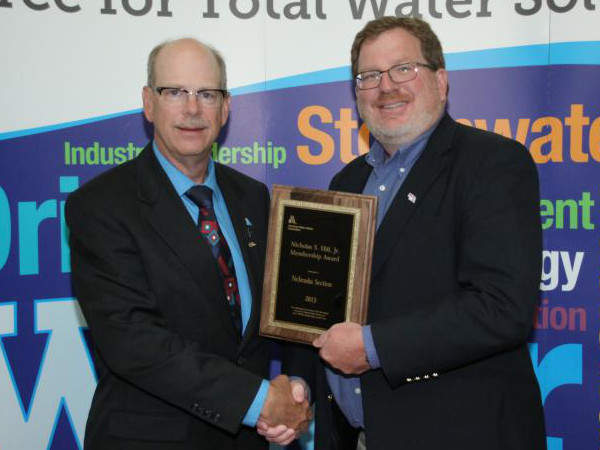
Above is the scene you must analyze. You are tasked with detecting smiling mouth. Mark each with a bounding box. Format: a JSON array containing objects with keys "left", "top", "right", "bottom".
[{"left": 379, "top": 101, "right": 407, "bottom": 110}]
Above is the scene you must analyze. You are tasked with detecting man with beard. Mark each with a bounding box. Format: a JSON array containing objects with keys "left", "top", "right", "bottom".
[
  {"left": 277, "top": 17, "right": 546, "bottom": 450},
  {"left": 66, "top": 38, "right": 310, "bottom": 449}
]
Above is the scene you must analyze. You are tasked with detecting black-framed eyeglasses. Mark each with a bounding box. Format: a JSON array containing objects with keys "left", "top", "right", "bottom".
[
  {"left": 152, "top": 87, "right": 228, "bottom": 108},
  {"left": 355, "top": 62, "right": 435, "bottom": 90}
]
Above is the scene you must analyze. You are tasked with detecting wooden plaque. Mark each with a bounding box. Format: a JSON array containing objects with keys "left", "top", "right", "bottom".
[{"left": 260, "top": 185, "right": 377, "bottom": 345}]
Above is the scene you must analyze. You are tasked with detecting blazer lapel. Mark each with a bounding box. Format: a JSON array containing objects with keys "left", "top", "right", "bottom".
[
  {"left": 332, "top": 160, "right": 372, "bottom": 195},
  {"left": 136, "top": 146, "right": 239, "bottom": 338},
  {"left": 370, "top": 115, "right": 456, "bottom": 279}
]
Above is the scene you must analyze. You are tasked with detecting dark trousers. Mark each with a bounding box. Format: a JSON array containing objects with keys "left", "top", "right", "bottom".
[{"left": 330, "top": 399, "right": 360, "bottom": 450}]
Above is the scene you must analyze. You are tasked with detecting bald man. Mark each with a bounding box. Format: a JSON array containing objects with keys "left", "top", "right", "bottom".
[{"left": 66, "top": 38, "right": 310, "bottom": 450}]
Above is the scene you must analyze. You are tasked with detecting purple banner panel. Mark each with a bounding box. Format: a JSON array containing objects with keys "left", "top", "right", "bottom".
[{"left": 0, "top": 64, "right": 599, "bottom": 449}]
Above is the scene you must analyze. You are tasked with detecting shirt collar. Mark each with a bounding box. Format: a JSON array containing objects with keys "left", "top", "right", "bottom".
[
  {"left": 152, "top": 142, "right": 218, "bottom": 197},
  {"left": 365, "top": 117, "right": 441, "bottom": 169}
]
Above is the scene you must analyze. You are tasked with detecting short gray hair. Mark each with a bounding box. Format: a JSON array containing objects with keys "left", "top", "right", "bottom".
[{"left": 146, "top": 38, "right": 228, "bottom": 89}]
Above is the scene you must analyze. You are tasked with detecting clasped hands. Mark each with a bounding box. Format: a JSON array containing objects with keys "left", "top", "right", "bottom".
[
  {"left": 257, "top": 375, "right": 311, "bottom": 446},
  {"left": 257, "top": 323, "right": 369, "bottom": 445}
]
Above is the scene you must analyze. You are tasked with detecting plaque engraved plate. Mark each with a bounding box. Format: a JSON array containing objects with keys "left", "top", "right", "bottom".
[{"left": 260, "top": 185, "right": 377, "bottom": 344}]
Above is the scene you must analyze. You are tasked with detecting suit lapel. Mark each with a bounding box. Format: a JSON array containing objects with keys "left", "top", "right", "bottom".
[
  {"left": 136, "top": 146, "right": 239, "bottom": 338},
  {"left": 332, "top": 159, "right": 373, "bottom": 194},
  {"left": 370, "top": 115, "right": 456, "bottom": 279}
]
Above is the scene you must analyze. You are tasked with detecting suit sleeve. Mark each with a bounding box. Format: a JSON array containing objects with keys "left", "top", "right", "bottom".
[
  {"left": 371, "top": 138, "right": 542, "bottom": 388},
  {"left": 66, "top": 189, "right": 263, "bottom": 434}
]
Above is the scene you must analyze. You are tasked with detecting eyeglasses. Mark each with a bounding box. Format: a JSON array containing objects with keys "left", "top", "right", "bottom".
[
  {"left": 355, "top": 62, "right": 434, "bottom": 90},
  {"left": 152, "top": 87, "right": 228, "bottom": 108}
]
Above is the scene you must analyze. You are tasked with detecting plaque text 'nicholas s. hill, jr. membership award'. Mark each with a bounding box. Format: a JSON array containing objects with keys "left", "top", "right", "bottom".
[{"left": 260, "top": 185, "right": 377, "bottom": 345}]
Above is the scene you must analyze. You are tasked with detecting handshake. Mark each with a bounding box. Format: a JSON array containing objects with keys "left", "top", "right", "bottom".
[{"left": 256, "top": 374, "right": 312, "bottom": 446}]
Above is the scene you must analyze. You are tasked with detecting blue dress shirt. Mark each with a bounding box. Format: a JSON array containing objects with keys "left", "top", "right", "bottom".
[
  {"left": 153, "top": 143, "right": 269, "bottom": 427},
  {"left": 325, "top": 122, "right": 437, "bottom": 428}
]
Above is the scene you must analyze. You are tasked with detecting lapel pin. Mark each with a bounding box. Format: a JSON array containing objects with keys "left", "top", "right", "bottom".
[
  {"left": 244, "top": 217, "right": 253, "bottom": 239},
  {"left": 407, "top": 193, "right": 417, "bottom": 204}
]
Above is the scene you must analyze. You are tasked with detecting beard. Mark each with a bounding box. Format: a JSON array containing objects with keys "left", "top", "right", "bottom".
[{"left": 356, "top": 90, "right": 445, "bottom": 150}]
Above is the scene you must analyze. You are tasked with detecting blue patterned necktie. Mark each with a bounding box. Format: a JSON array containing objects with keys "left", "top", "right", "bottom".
[{"left": 186, "top": 186, "right": 242, "bottom": 335}]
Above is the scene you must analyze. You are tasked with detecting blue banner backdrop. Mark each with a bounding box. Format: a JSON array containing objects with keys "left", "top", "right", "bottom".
[{"left": 1, "top": 56, "right": 600, "bottom": 449}]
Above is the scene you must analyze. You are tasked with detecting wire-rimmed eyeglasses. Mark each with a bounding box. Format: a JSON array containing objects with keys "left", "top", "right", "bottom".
[{"left": 355, "top": 62, "right": 435, "bottom": 90}]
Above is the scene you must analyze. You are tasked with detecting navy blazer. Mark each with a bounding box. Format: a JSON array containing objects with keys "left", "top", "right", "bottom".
[
  {"left": 284, "top": 114, "right": 546, "bottom": 450},
  {"left": 66, "top": 144, "right": 270, "bottom": 450}
]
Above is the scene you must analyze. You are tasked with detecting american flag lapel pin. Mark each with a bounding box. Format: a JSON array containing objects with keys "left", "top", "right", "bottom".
[{"left": 407, "top": 193, "right": 417, "bottom": 204}]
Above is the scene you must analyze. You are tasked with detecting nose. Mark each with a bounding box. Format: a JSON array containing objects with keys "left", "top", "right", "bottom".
[
  {"left": 378, "top": 71, "right": 396, "bottom": 92},
  {"left": 183, "top": 93, "right": 201, "bottom": 115}
]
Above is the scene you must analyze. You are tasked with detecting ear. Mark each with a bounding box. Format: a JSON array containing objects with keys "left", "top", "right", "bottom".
[
  {"left": 435, "top": 69, "right": 448, "bottom": 102},
  {"left": 219, "top": 94, "right": 231, "bottom": 127},
  {"left": 354, "top": 86, "right": 364, "bottom": 120},
  {"left": 142, "top": 86, "right": 154, "bottom": 123}
]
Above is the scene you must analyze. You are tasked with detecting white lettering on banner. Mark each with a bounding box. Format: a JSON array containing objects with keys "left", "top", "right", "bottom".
[
  {"left": 540, "top": 250, "right": 584, "bottom": 292},
  {"left": 0, "top": 299, "right": 96, "bottom": 450}
]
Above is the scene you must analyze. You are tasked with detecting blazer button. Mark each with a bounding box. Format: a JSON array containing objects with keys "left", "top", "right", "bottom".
[{"left": 236, "top": 357, "right": 247, "bottom": 367}]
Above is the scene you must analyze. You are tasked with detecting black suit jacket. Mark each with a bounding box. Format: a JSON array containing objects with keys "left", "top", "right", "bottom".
[
  {"left": 284, "top": 114, "right": 546, "bottom": 450},
  {"left": 66, "top": 144, "right": 271, "bottom": 449}
]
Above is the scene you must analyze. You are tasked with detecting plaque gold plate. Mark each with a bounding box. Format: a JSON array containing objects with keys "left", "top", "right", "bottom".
[{"left": 260, "top": 185, "right": 377, "bottom": 345}]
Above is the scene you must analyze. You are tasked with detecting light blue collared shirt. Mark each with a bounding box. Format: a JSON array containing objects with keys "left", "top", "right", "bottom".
[
  {"left": 153, "top": 143, "right": 269, "bottom": 427},
  {"left": 325, "top": 121, "right": 438, "bottom": 428}
]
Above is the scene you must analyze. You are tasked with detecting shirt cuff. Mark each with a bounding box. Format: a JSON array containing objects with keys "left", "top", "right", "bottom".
[
  {"left": 363, "top": 325, "right": 381, "bottom": 369},
  {"left": 242, "top": 379, "right": 270, "bottom": 427}
]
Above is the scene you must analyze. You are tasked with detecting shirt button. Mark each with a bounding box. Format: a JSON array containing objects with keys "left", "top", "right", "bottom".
[
  {"left": 354, "top": 387, "right": 361, "bottom": 395},
  {"left": 379, "top": 185, "right": 386, "bottom": 192},
  {"left": 399, "top": 167, "right": 406, "bottom": 173}
]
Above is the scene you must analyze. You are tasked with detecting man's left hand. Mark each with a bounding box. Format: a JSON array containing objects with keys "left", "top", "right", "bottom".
[{"left": 313, "top": 322, "right": 370, "bottom": 375}]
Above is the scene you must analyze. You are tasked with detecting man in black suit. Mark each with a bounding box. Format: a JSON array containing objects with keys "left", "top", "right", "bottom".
[
  {"left": 66, "top": 38, "right": 309, "bottom": 449},
  {"left": 281, "top": 17, "right": 546, "bottom": 449}
]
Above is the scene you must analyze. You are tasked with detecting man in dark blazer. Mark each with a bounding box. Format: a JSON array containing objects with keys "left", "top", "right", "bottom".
[
  {"left": 66, "top": 38, "right": 309, "bottom": 450},
  {"left": 281, "top": 17, "right": 546, "bottom": 450}
]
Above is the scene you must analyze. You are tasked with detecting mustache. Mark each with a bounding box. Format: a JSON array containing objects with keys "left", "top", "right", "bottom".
[
  {"left": 176, "top": 119, "right": 209, "bottom": 129},
  {"left": 376, "top": 91, "right": 411, "bottom": 103}
]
